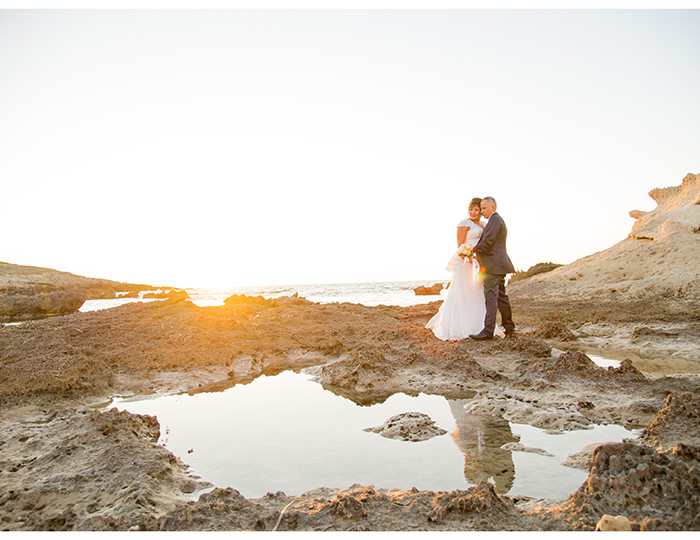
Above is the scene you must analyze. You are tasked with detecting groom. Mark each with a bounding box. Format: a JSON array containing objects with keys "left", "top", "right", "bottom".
[{"left": 469, "top": 197, "right": 516, "bottom": 340}]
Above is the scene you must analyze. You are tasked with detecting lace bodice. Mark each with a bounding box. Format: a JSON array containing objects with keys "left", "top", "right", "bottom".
[{"left": 458, "top": 219, "right": 485, "bottom": 246}]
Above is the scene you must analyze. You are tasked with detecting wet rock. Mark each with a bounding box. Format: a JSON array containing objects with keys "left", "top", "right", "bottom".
[
  {"left": 414, "top": 283, "right": 443, "bottom": 296},
  {"left": 364, "top": 412, "right": 447, "bottom": 442},
  {"left": 641, "top": 392, "right": 700, "bottom": 449}
]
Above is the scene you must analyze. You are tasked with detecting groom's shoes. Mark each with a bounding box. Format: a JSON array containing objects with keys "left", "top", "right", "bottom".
[
  {"left": 469, "top": 331, "right": 493, "bottom": 340},
  {"left": 504, "top": 328, "right": 516, "bottom": 338}
]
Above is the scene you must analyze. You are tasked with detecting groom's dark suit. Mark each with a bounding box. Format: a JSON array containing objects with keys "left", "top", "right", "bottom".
[{"left": 473, "top": 212, "right": 515, "bottom": 336}]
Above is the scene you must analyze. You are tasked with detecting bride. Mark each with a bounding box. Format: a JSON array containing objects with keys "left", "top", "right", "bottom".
[{"left": 427, "top": 197, "right": 502, "bottom": 341}]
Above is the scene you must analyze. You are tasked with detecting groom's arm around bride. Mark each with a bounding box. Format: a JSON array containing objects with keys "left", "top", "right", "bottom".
[{"left": 470, "top": 197, "right": 516, "bottom": 339}]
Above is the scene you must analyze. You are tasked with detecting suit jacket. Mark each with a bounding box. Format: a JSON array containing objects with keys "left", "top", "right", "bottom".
[{"left": 474, "top": 212, "right": 515, "bottom": 275}]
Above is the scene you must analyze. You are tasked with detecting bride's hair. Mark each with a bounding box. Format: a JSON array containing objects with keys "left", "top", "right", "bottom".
[{"left": 469, "top": 197, "right": 482, "bottom": 210}]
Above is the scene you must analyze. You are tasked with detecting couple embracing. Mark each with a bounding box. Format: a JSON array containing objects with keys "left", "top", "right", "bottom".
[{"left": 427, "top": 196, "right": 515, "bottom": 341}]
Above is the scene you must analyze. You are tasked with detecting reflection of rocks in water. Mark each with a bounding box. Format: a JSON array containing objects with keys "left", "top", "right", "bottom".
[{"left": 448, "top": 399, "right": 517, "bottom": 494}]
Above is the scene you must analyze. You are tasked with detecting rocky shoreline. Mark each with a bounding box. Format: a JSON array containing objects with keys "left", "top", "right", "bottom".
[
  {"left": 1, "top": 291, "right": 698, "bottom": 531},
  {"left": 1, "top": 174, "right": 698, "bottom": 531},
  {"left": 0, "top": 262, "right": 161, "bottom": 323}
]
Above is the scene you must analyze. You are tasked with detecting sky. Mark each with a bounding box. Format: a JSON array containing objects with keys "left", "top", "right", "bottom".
[{"left": 1, "top": 7, "right": 699, "bottom": 288}]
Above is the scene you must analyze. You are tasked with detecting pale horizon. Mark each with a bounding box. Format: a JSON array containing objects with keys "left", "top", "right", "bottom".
[{"left": 1, "top": 9, "right": 699, "bottom": 289}]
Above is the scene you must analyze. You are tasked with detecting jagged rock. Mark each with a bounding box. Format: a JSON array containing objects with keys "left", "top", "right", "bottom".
[
  {"left": 561, "top": 442, "right": 700, "bottom": 530},
  {"left": 364, "top": 412, "right": 447, "bottom": 442},
  {"left": 641, "top": 392, "right": 700, "bottom": 449}
]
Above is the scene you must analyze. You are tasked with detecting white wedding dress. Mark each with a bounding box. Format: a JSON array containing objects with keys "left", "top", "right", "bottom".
[{"left": 426, "top": 219, "right": 498, "bottom": 341}]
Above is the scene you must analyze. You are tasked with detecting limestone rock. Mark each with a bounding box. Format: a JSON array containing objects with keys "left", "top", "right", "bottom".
[
  {"left": 364, "top": 412, "right": 447, "bottom": 442},
  {"left": 508, "top": 173, "right": 700, "bottom": 301}
]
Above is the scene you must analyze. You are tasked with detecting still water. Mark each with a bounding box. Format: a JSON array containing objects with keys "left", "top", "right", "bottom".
[{"left": 110, "top": 370, "right": 638, "bottom": 500}]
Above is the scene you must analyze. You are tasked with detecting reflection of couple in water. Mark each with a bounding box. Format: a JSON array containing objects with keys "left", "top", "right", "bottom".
[
  {"left": 447, "top": 399, "right": 516, "bottom": 493},
  {"left": 427, "top": 196, "right": 515, "bottom": 341}
]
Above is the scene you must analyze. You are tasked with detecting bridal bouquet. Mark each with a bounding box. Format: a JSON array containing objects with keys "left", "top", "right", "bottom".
[{"left": 458, "top": 243, "right": 475, "bottom": 258}]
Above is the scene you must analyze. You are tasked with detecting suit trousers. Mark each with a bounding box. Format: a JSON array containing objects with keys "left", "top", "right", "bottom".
[{"left": 483, "top": 273, "right": 515, "bottom": 335}]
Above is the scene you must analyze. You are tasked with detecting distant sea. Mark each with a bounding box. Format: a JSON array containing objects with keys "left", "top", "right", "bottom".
[{"left": 79, "top": 280, "right": 449, "bottom": 313}]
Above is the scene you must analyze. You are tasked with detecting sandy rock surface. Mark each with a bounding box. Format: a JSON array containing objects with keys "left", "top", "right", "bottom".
[{"left": 364, "top": 412, "right": 448, "bottom": 442}]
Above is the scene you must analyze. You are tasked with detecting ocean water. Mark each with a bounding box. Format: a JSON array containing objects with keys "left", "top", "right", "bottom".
[{"left": 79, "top": 280, "right": 449, "bottom": 313}]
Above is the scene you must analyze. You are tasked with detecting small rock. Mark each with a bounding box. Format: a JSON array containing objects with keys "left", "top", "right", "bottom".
[
  {"left": 364, "top": 412, "right": 447, "bottom": 442},
  {"left": 596, "top": 514, "right": 632, "bottom": 531},
  {"left": 413, "top": 283, "right": 444, "bottom": 296}
]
